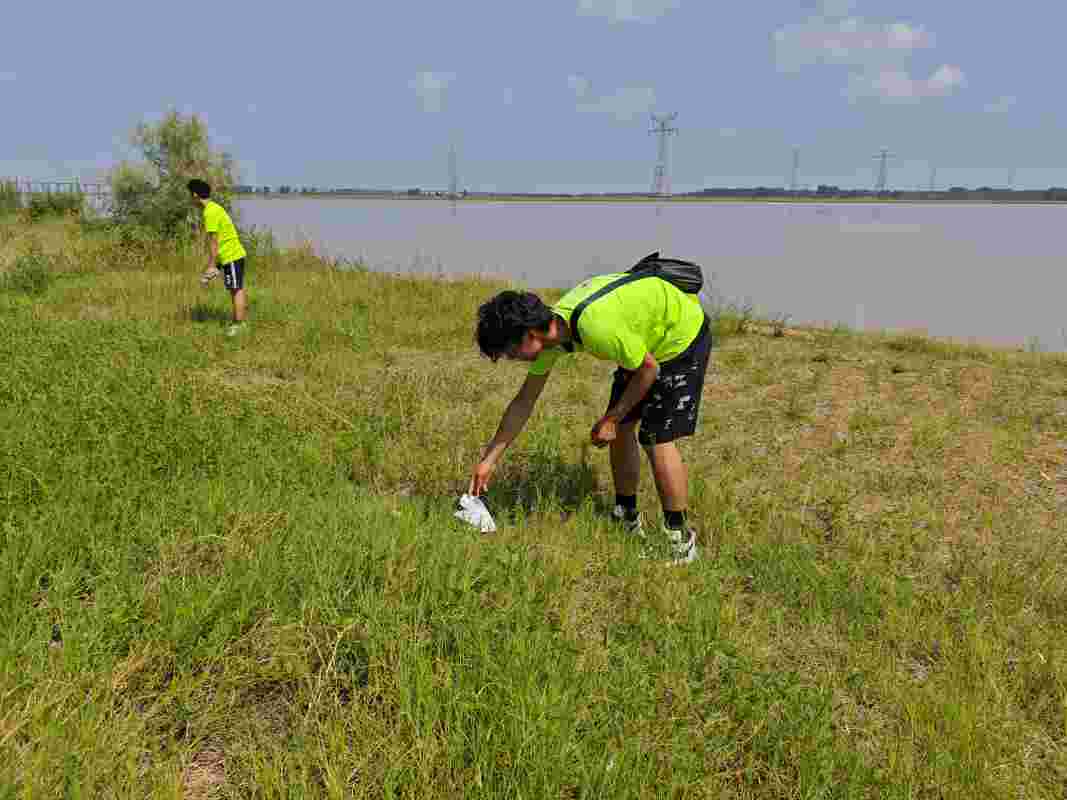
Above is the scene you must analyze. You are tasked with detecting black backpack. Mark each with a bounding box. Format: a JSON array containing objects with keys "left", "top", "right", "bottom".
[{"left": 569, "top": 253, "right": 703, "bottom": 347}]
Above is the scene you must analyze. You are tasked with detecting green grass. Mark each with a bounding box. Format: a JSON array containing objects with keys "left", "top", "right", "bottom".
[{"left": 2, "top": 217, "right": 1067, "bottom": 798}]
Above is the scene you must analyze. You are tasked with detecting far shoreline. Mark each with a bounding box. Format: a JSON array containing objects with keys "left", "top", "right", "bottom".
[{"left": 237, "top": 192, "right": 1067, "bottom": 207}]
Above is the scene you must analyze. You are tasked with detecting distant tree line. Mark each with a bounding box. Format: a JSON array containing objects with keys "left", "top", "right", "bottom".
[
  {"left": 231, "top": 185, "right": 1067, "bottom": 202},
  {"left": 687, "top": 186, "right": 1067, "bottom": 202}
]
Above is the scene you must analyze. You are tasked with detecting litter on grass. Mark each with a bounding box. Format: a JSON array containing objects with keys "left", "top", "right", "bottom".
[{"left": 455, "top": 494, "right": 496, "bottom": 533}]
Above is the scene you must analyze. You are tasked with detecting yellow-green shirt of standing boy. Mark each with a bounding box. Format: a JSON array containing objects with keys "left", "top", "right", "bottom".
[{"left": 202, "top": 200, "right": 247, "bottom": 265}]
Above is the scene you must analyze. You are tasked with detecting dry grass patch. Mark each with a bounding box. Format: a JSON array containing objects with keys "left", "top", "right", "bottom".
[{"left": 182, "top": 746, "right": 227, "bottom": 799}]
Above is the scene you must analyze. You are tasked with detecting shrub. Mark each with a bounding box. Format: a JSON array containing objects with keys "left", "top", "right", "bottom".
[
  {"left": 3, "top": 249, "right": 52, "bottom": 295},
  {"left": 108, "top": 110, "right": 238, "bottom": 238},
  {"left": 240, "top": 225, "right": 277, "bottom": 259}
]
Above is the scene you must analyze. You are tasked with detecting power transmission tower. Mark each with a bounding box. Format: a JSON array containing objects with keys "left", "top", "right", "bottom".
[
  {"left": 448, "top": 142, "right": 459, "bottom": 199},
  {"left": 873, "top": 148, "right": 894, "bottom": 193},
  {"left": 649, "top": 112, "right": 678, "bottom": 196},
  {"left": 788, "top": 146, "right": 801, "bottom": 192},
  {"left": 928, "top": 165, "right": 938, "bottom": 192},
  {"left": 1007, "top": 167, "right": 1016, "bottom": 190}
]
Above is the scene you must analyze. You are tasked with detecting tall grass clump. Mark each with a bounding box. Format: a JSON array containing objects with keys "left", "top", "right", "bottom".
[
  {"left": 0, "top": 180, "right": 20, "bottom": 216},
  {"left": 2, "top": 247, "right": 52, "bottom": 294},
  {"left": 109, "top": 109, "right": 238, "bottom": 238}
]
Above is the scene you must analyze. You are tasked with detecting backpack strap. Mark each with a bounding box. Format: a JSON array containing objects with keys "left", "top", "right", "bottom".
[{"left": 569, "top": 271, "right": 657, "bottom": 347}]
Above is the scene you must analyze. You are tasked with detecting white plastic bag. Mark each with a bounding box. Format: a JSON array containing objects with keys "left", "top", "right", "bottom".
[{"left": 455, "top": 494, "right": 496, "bottom": 533}]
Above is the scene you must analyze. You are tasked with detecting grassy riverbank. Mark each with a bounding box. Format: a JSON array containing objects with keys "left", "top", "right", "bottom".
[{"left": 2, "top": 218, "right": 1066, "bottom": 798}]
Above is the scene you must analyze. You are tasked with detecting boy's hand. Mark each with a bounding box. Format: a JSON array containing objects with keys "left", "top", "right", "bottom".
[
  {"left": 590, "top": 415, "right": 618, "bottom": 448},
  {"left": 200, "top": 267, "right": 221, "bottom": 287},
  {"left": 469, "top": 458, "right": 497, "bottom": 496}
]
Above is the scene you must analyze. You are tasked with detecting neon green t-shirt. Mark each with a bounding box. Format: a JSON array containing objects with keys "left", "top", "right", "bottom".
[
  {"left": 202, "top": 200, "right": 247, "bottom": 265},
  {"left": 528, "top": 273, "right": 705, "bottom": 376}
]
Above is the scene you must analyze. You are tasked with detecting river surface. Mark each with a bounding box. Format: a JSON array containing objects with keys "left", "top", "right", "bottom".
[{"left": 238, "top": 196, "right": 1067, "bottom": 351}]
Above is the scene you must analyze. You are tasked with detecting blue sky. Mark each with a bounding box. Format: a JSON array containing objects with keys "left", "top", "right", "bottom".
[{"left": 2, "top": 0, "right": 1064, "bottom": 192}]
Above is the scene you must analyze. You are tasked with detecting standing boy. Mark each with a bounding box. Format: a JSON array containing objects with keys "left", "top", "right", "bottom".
[
  {"left": 470, "top": 269, "right": 712, "bottom": 564},
  {"left": 188, "top": 179, "right": 248, "bottom": 336}
]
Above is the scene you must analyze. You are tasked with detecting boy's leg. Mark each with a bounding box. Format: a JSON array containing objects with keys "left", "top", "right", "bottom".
[
  {"left": 636, "top": 317, "right": 711, "bottom": 515},
  {"left": 230, "top": 288, "right": 247, "bottom": 323},
  {"left": 644, "top": 441, "right": 688, "bottom": 512},
  {"left": 610, "top": 421, "right": 644, "bottom": 535},
  {"left": 609, "top": 421, "right": 641, "bottom": 496},
  {"left": 631, "top": 317, "right": 710, "bottom": 562},
  {"left": 221, "top": 259, "right": 248, "bottom": 324},
  {"left": 607, "top": 372, "right": 646, "bottom": 534},
  {"left": 646, "top": 440, "right": 696, "bottom": 563}
]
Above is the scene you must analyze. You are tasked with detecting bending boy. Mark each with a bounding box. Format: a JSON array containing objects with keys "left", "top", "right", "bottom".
[
  {"left": 470, "top": 271, "right": 711, "bottom": 563},
  {"left": 188, "top": 179, "right": 248, "bottom": 336}
]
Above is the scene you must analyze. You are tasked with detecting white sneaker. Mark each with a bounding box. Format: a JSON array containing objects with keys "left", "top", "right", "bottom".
[
  {"left": 662, "top": 523, "right": 699, "bottom": 565},
  {"left": 611, "top": 504, "right": 645, "bottom": 538}
]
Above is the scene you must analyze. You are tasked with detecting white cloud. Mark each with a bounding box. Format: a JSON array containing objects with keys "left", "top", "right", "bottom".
[
  {"left": 774, "top": 3, "right": 964, "bottom": 104},
  {"left": 502, "top": 87, "right": 515, "bottom": 106},
  {"left": 984, "top": 95, "right": 1016, "bottom": 114},
  {"left": 774, "top": 16, "right": 933, "bottom": 71},
  {"left": 568, "top": 75, "right": 655, "bottom": 122},
  {"left": 577, "top": 0, "right": 679, "bottom": 23},
  {"left": 410, "top": 71, "right": 455, "bottom": 113},
  {"left": 846, "top": 64, "right": 965, "bottom": 103},
  {"left": 928, "top": 64, "right": 965, "bottom": 92},
  {"left": 0, "top": 71, "right": 16, "bottom": 82}
]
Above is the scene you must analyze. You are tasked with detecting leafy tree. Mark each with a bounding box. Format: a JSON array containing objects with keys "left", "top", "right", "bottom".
[{"left": 108, "top": 110, "right": 237, "bottom": 236}]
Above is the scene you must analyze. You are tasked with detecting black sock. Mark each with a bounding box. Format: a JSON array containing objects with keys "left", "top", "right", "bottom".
[
  {"left": 664, "top": 510, "right": 686, "bottom": 530},
  {"left": 615, "top": 494, "right": 638, "bottom": 520}
]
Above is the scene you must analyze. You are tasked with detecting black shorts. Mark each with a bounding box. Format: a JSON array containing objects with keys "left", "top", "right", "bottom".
[
  {"left": 220, "top": 258, "right": 246, "bottom": 291},
  {"left": 607, "top": 316, "right": 712, "bottom": 446}
]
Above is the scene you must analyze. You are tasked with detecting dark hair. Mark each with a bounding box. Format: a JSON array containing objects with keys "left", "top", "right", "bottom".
[
  {"left": 476, "top": 291, "right": 554, "bottom": 361},
  {"left": 187, "top": 179, "right": 211, "bottom": 199}
]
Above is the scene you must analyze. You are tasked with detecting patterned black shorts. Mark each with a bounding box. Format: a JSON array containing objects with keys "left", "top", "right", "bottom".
[
  {"left": 607, "top": 316, "right": 712, "bottom": 446},
  {"left": 220, "top": 258, "right": 246, "bottom": 291}
]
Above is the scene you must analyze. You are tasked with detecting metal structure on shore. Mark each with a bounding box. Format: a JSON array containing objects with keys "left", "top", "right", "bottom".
[
  {"left": 649, "top": 112, "right": 678, "bottom": 197},
  {"left": 1, "top": 177, "right": 111, "bottom": 211},
  {"left": 448, "top": 143, "right": 459, "bottom": 199},
  {"left": 873, "top": 148, "right": 894, "bottom": 193},
  {"left": 788, "top": 146, "right": 801, "bottom": 192}
]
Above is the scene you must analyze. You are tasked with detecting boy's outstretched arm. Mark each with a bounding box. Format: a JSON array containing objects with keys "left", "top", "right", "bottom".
[{"left": 469, "top": 372, "right": 550, "bottom": 496}]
